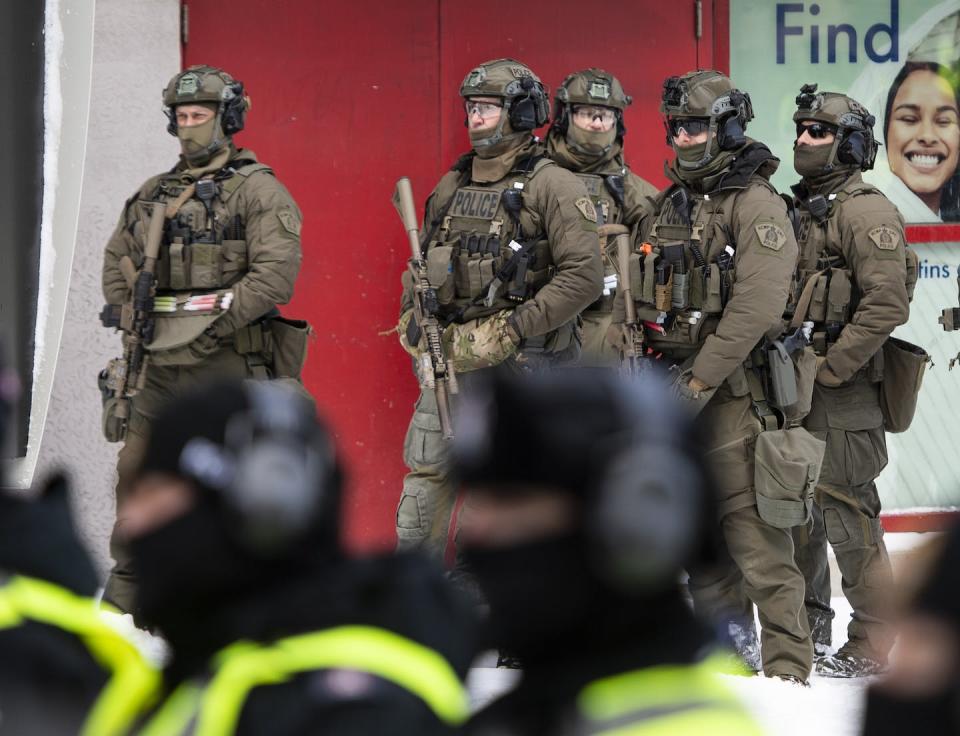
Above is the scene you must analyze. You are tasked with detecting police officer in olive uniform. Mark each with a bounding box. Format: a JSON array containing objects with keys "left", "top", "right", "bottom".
[
  {"left": 545, "top": 69, "right": 658, "bottom": 365},
  {"left": 616, "top": 70, "right": 814, "bottom": 682},
  {"left": 100, "top": 65, "right": 304, "bottom": 613},
  {"left": 788, "top": 85, "right": 909, "bottom": 677},
  {"left": 452, "top": 368, "right": 763, "bottom": 736},
  {"left": 395, "top": 59, "right": 602, "bottom": 558}
]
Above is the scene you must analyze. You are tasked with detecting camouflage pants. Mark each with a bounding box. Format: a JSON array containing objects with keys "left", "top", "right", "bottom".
[
  {"left": 792, "top": 374, "right": 894, "bottom": 661},
  {"left": 102, "top": 345, "right": 260, "bottom": 614},
  {"left": 687, "top": 385, "right": 813, "bottom": 680}
]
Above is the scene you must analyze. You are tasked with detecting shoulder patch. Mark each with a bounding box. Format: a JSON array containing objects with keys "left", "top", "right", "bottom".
[
  {"left": 755, "top": 222, "right": 787, "bottom": 251},
  {"left": 575, "top": 196, "right": 598, "bottom": 223},
  {"left": 868, "top": 224, "right": 899, "bottom": 251},
  {"left": 277, "top": 209, "right": 302, "bottom": 237}
]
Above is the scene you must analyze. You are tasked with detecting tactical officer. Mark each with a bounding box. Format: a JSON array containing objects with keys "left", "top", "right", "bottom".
[
  {"left": 452, "top": 368, "right": 762, "bottom": 735},
  {"left": 100, "top": 65, "right": 306, "bottom": 613},
  {"left": 117, "top": 380, "right": 475, "bottom": 734},
  {"left": 788, "top": 85, "right": 910, "bottom": 677},
  {"left": 0, "top": 350, "right": 156, "bottom": 736},
  {"left": 545, "top": 68, "right": 658, "bottom": 364},
  {"left": 616, "top": 70, "right": 815, "bottom": 682},
  {"left": 395, "top": 58, "right": 602, "bottom": 558}
]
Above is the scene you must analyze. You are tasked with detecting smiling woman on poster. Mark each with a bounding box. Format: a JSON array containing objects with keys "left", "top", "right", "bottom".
[
  {"left": 849, "top": 1, "right": 960, "bottom": 222},
  {"left": 884, "top": 61, "right": 960, "bottom": 221}
]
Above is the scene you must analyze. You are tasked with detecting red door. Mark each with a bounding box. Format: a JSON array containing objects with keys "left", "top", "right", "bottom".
[{"left": 182, "top": 0, "right": 719, "bottom": 550}]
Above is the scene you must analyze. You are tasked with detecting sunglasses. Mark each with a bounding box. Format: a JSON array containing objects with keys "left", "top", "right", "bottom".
[
  {"left": 796, "top": 122, "right": 835, "bottom": 140},
  {"left": 667, "top": 118, "right": 710, "bottom": 137}
]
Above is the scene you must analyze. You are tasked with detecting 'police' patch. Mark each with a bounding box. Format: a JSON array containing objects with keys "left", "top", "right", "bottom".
[
  {"left": 575, "top": 196, "right": 598, "bottom": 223},
  {"left": 868, "top": 225, "right": 900, "bottom": 251},
  {"left": 755, "top": 223, "right": 787, "bottom": 251},
  {"left": 450, "top": 188, "right": 502, "bottom": 220},
  {"left": 277, "top": 210, "right": 301, "bottom": 236}
]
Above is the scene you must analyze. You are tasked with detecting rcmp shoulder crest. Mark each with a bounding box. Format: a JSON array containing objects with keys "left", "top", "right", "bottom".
[
  {"left": 575, "top": 196, "right": 598, "bottom": 223},
  {"left": 868, "top": 225, "right": 899, "bottom": 251},
  {"left": 755, "top": 222, "right": 787, "bottom": 251}
]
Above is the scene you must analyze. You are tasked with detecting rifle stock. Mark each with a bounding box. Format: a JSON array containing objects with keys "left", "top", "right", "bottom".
[{"left": 394, "top": 177, "right": 457, "bottom": 439}]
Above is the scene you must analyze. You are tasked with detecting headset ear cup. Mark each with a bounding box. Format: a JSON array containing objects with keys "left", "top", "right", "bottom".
[
  {"left": 165, "top": 109, "right": 178, "bottom": 137},
  {"left": 510, "top": 96, "right": 537, "bottom": 131},
  {"left": 718, "top": 116, "right": 746, "bottom": 150},
  {"left": 589, "top": 445, "right": 702, "bottom": 593},
  {"left": 837, "top": 130, "right": 867, "bottom": 168}
]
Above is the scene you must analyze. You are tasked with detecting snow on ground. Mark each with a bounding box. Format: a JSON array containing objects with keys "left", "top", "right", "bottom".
[{"left": 467, "top": 597, "right": 871, "bottom": 736}]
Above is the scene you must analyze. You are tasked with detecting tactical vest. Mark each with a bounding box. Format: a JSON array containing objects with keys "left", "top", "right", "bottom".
[
  {"left": 131, "top": 162, "right": 271, "bottom": 313},
  {"left": 137, "top": 625, "right": 469, "bottom": 736},
  {"left": 628, "top": 184, "right": 746, "bottom": 358},
  {"left": 789, "top": 181, "right": 917, "bottom": 356},
  {"left": 576, "top": 171, "right": 627, "bottom": 313},
  {"left": 571, "top": 655, "right": 763, "bottom": 736},
  {"left": 0, "top": 575, "right": 161, "bottom": 736},
  {"left": 424, "top": 157, "right": 556, "bottom": 325}
]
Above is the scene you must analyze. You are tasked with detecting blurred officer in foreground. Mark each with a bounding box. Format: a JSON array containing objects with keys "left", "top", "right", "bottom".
[
  {"left": 545, "top": 68, "right": 658, "bottom": 364},
  {"left": 788, "top": 85, "right": 914, "bottom": 678},
  {"left": 452, "top": 368, "right": 762, "bottom": 735},
  {"left": 861, "top": 525, "right": 960, "bottom": 734},
  {"left": 0, "top": 351, "right": 156, "bottom": 735},
  {"left": 119, "top": 380, "right": 474, "bottom": 734}
]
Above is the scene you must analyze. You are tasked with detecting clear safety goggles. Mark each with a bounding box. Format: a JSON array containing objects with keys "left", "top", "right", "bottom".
[
  {"left": 464, "top": 100, "right": 503, "bottom": 119},
  {"left": 572, "top": 105, "right": 617, "bottom": 126}
]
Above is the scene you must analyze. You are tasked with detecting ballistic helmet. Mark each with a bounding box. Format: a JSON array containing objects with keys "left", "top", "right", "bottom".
[
  {"left": 794, "top": 84, "right": 878, "bottom": 171},
  {"left": 459, "top": 58, "right": 550, "bottom": 148}
]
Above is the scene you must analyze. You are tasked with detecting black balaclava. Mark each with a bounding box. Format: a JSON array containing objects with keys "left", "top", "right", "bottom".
[{"left": 127, "top": 381, "right": 340, "bottom": 658}]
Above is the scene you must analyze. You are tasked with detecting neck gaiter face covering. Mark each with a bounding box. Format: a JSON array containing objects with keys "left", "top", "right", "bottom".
[
  {"left": 178, "top": 116, "right": 225, "bottom": 168},
  {"left": 793, "top": 143, "right": 834, "bottom": 178}
]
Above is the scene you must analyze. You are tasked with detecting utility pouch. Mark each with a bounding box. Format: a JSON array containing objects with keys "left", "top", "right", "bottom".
[
  {"left": 655, "top": 269, "right": 673, "bottom": 312},
  {"left": 754, "top": 427, "right": 825, "bottom": 528},
  {"left": 426, "top": 244, "right": 456, "bottom": 305},
  {"left": 825, "top": 268, "right": 852, "bottom": 324},
  {"left": 189, "top": 242, "right": 223, "bottom": 289},
  {"left": 689, "top": 265, "right": 706, "bottom": 308},
  {"left": 221, "top": 240, "right": 248, "bottom": 284},
  {"left": 879, "top": 336, "right": 929, "bottom": 433},
  {"left": 454, "top": 250, "right": 472, "bottom": 297},
  {"left": 807, "top": 274, "right": 829, "bottom": 322},
  {"left": 789, "top": 346, "right": 817, "bottom": 421},
  {"left": 702, "top": 263, "right": 724, "bottom": 313},
  {"left": 672, "top": 271, "right": 689, "bottom": 310},
  {"left": 269, "top": 317, "right": 313, "bottom": 379}
]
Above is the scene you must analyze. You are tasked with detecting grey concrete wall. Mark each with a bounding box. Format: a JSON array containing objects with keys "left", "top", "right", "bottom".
[{"left": 36, "top": 0, "right": 180, "bottom": 576}]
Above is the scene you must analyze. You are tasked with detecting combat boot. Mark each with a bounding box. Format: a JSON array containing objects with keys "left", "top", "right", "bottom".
[
  {"left": 816, "top": 643, "right": 886, "bottom": 678},
  {"left": 774, "top": 674, "right": 810, "bottom": 687}
]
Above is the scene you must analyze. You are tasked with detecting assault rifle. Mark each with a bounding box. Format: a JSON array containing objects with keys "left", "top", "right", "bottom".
[
  {"left": 99, "top": 201, "right": 166, "bottom": 441},
  {"left": 603, "top": 223, "right": 646, "bottom": 374},
  {"left": 393, "top": 177, "right": 458, "bottom": 439}
]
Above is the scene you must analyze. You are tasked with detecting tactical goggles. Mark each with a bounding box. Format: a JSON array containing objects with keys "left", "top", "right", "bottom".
[
  {"left": 667, "top": 117, "right": 710, "bottom": 137},
  {"left": 572, "top": 105, "right": 617, "bottom": 126},
  {"left": 465, "top": 100, "right": 503, "bottom": 119},
  {"left": 796, "top": 121, "right": 836, "bottom": 140}
]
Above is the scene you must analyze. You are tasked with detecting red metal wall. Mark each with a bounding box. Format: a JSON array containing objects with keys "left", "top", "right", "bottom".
[{"left": 183, "top": 0, "right": 728, "bottom": 550}]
